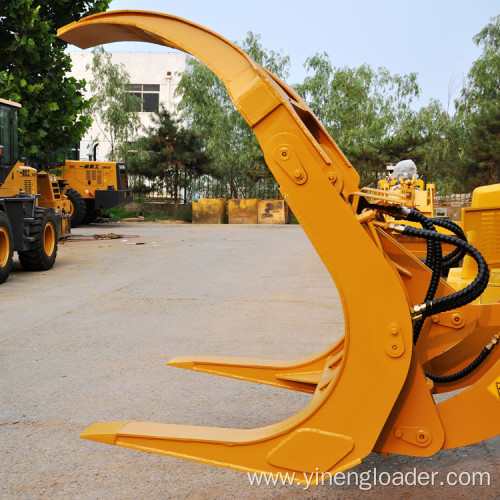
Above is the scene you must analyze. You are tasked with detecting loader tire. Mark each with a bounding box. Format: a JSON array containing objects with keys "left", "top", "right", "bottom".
[
  {"left": 82, "top": 199, "right": 98, "bottom": 224},
  {"left": 0, "top": 211, "right": 14, "bottom": 284},
  {"left": 66, "top": 187, "right": 86, "bottom": 227},
  {"left": 18, "top": 208, "right": 58, "bottom": 271}
]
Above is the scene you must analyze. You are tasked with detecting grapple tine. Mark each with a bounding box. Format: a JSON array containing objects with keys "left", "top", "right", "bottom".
[{"left": 167, "top": 340, "right": 343, "bottom": 393}]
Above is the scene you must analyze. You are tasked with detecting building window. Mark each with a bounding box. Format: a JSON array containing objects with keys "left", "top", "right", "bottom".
[{"left": 128, "top": 84, "right": 160, "bottom": 112}]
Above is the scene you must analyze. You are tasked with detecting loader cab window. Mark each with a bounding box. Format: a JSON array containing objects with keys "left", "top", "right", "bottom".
[{"left": 0, "top": 105, "right": 17, "bottom": 167}]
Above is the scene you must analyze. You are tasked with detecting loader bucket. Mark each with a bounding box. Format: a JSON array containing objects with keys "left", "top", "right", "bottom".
[{"left": 58, "top": 10, "right": 500, "bottom": 484}]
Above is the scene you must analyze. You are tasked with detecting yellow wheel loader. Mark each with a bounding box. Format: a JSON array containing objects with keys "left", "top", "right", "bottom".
[
  {"left": 58, "top": 11, "right": 500, "bottom": 486},
  {"left": 375, "top": 159, "right": 458, "bottom": 260},
  {"left": 0, "top": 98, "right": 63, "bottom": 283},
  {"left": 59, "top": 160, "right": 132, "bottom": 227}
]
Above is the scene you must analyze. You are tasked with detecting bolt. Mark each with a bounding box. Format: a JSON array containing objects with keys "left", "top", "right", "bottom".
[
  {"left": 452, "top": 313, "right": 462, "bottom": 323},
  {"left": 394, "top": 429, "right": 403, "bottom": 438},
  {"left": 328, "top": 172, "right": 336, "bottom": 182},
  {"left": 391, "top": 327, "right": 399, "bottom": 336},
  {"left": 416, "top": 430, "right": 429, "bottom": 442},
  {"left": 279, "top": 147, "right": 290, "bottom": 160},
  {"left": 432, "top": 315, "right": 440, "bottom": 323},
  {"left": 294, "top": 169, "right": 303, "bottom": 180}
]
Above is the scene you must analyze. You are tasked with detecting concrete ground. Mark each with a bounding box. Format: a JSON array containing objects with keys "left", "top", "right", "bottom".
[{"left": 0, "top": 222, "right": 498, "bottom": 499}]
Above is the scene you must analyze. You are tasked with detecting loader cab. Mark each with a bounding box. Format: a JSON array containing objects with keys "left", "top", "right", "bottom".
[{"left": 0, "top": 98, "right": 21, "bottom": 184}]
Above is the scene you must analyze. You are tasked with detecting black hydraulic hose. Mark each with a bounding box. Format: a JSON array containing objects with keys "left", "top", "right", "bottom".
[
  {"left": 404, "top": 209, "right": 443, "bottom": 343},
  {"left": 367, "top": 206, "right": 492, "bottom": 384},
  {"left": 406, "top": 209, "right": 442, "bottom": 301},
  {"left": 396, "top": 225, "right": 489, "bottom": 316},
  {"left": 426, "top": 334, "right": 499, "bottom": 383},
  {"left": 427, "top": 217, "right": 467, "bottom": 270},
  {"left": 396, "top": 224, "right": 494, "bottom": 383},
  {"left": 366, "top": 204, "right": 443, "bottom": 303}
]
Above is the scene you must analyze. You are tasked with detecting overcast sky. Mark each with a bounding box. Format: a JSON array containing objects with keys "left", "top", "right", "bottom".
[{"left": 80, "top": 0, "right": 499, "bottom": 109}]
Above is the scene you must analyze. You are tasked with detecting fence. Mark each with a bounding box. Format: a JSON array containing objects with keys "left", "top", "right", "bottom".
[
  {"left": 435, "top": 192, "right": 472, "bottom": 206},
  {"left": 127, "top": 173, "right": 280, "bottom": 202}
]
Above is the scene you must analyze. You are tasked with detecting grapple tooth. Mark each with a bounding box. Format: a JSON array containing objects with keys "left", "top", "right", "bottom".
[
  {"left": 80, "top": 422, "right": 129, "bottom": 445},
  {"left": 167, "top": 340, "right": 344, "bottom": 393}
]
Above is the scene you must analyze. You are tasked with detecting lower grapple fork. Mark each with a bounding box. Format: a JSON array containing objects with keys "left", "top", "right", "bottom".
[{"left": 167, "top": 339, "right": 344, "bottom": 393}]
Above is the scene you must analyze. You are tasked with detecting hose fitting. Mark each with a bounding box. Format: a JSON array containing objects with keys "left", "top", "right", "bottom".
[
  {"left": 486, "top": 333, "right": 500, "bottom": 351},
  {"left": 411, "top": 303, "right": 428, "bottom": 322}
]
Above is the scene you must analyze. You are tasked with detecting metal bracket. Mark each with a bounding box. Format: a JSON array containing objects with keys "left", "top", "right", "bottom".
[
  {"left": 394, "top": 426, "right": 432, "bottom": 447},
  {"left": 274, "top": 145, "right": 307, "bottom": 185},
  {"left": 386, "top": 323, "right": 405, "bottom": 358}
]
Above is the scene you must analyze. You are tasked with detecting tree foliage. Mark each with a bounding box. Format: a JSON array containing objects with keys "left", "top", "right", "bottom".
[
  {"left": 85, "top": 47, "right": 141, "bottom": 161},
  {"left": 456, "top": 15, "right": 500, "bottom": 188},
  {"left": 295, "top": 53, "right": 422, "bottom": 185},
  {"left": 176, "top": 32, "right": 289, "bottom": 198},
  {"left": 126, "top": 106, "right": 212, "bottom": 204},
  {"left": 409, "top": 99, "right": 464, "bottom": 194},
  {"left": 175, "top": 16, "right": 500, "bottom": 196},
  {"left": 0, "top": 0, "right": 110, "bottom": 168}
]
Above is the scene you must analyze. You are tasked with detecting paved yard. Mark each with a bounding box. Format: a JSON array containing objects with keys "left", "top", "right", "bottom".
[{"left": 0, "top": 223, "right": 498, "bottom": 498}]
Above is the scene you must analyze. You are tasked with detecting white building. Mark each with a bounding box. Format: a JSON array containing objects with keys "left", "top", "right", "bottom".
[{"left": 69, "top": 52, "right": 187, "bottom": 161}]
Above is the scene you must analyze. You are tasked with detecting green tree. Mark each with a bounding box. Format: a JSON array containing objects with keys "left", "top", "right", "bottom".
[
  {"left": 176, "top": 32, "right": 289, "bottom": 198},
  {"left": 410, "top": 99, "right": 465, "bottom": 194},
  {"left": 126, "top": 106, "right": 212, "bottom": 206},
  {"left": 85, "top": 47, "right": 141, "bottom": 161},
  {"left": 295, "top": 53, "right": 422, "bottom": 185},
  {"left": 456, "top": 15, "right": 500, "bottom": 188},
  {"left": 0, "top": 0, "right": 110, "bottom": 168}
]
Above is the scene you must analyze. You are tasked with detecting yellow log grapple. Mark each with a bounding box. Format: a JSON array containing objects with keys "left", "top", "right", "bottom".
[{"left": 57, "top": 10, "right": 500, "bottom": 486}]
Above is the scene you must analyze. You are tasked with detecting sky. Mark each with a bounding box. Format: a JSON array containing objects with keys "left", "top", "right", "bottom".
[{"left": 73, "top": 0, "right": 499, "bottom": 110}]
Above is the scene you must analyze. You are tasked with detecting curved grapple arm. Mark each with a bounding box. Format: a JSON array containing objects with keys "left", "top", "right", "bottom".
[{"left": 58, "top": 10, "right": 499, "bottom": 485}]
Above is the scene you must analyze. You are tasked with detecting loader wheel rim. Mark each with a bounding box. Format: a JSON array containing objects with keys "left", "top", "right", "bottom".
[
  {"left": 0, "top": 227, "right": 9, "bottom": 267},
  {"left": 68, "top": 200, "right": 75, "bottom": 217},
  {"left": 43, "top": 223, "right": 56, "bottom": 256}
]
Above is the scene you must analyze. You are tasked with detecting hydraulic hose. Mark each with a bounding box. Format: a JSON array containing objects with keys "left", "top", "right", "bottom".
[
  {"left": 406, "top": 209, "right": 442, "bottom": 301},
  {"left": 426, "top": 334, "right": 499, "bottom": 383},
  {"left": 391, "top": 223, "right": 493, "bottom": 384},
  {"left": 369, "top": 204, "right": 492, "bottom": 384},
  {"left": 404, "top": 209, "right": 443, "bottom": 343},
  {"left": 427, "top": 217, "right": 467, "bottom": 270},
  {"left": 367, "top": 204, "right": 443, "bottom": 303},
  {"left": 369, "top": 205, "right": 443, "bottom": 336},
  {"left": 393, "top": 224, "right": 489, "bottom": 317}
]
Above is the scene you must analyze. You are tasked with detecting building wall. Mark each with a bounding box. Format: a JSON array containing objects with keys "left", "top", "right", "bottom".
[{"left": 69, "top": 51, "right": 187, "bottom": 161}]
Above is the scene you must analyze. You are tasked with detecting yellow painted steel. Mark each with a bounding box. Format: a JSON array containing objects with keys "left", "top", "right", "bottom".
[
  {"left": 377, "top": 177, "right": 435, "bottom": 216},
  {"left": 191, "top": 198, "right": 226, "bottom": 224},
  {"left": 448, "top": 184, "right": 500, "bottom": 303},
  {"left": 37, "top": 171, "right": 71, "bottom": 213},
  {"left": 0, "top": 227, "right": 9, "bottom": 267},
  {"left": 372, "top": 179, "right": 456, "bottom": 259},
  {"left": 227, "top": 198, "right": 260, "bottom": 224},
  {"left": 58, "top": 10, "right": 500, "bottom": 484},
  {"left": 0, "top": 163, "right": 38, "bottom": 197},
  {"left": 59, "top": 159, "right": 123, "bottom": 200}
]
